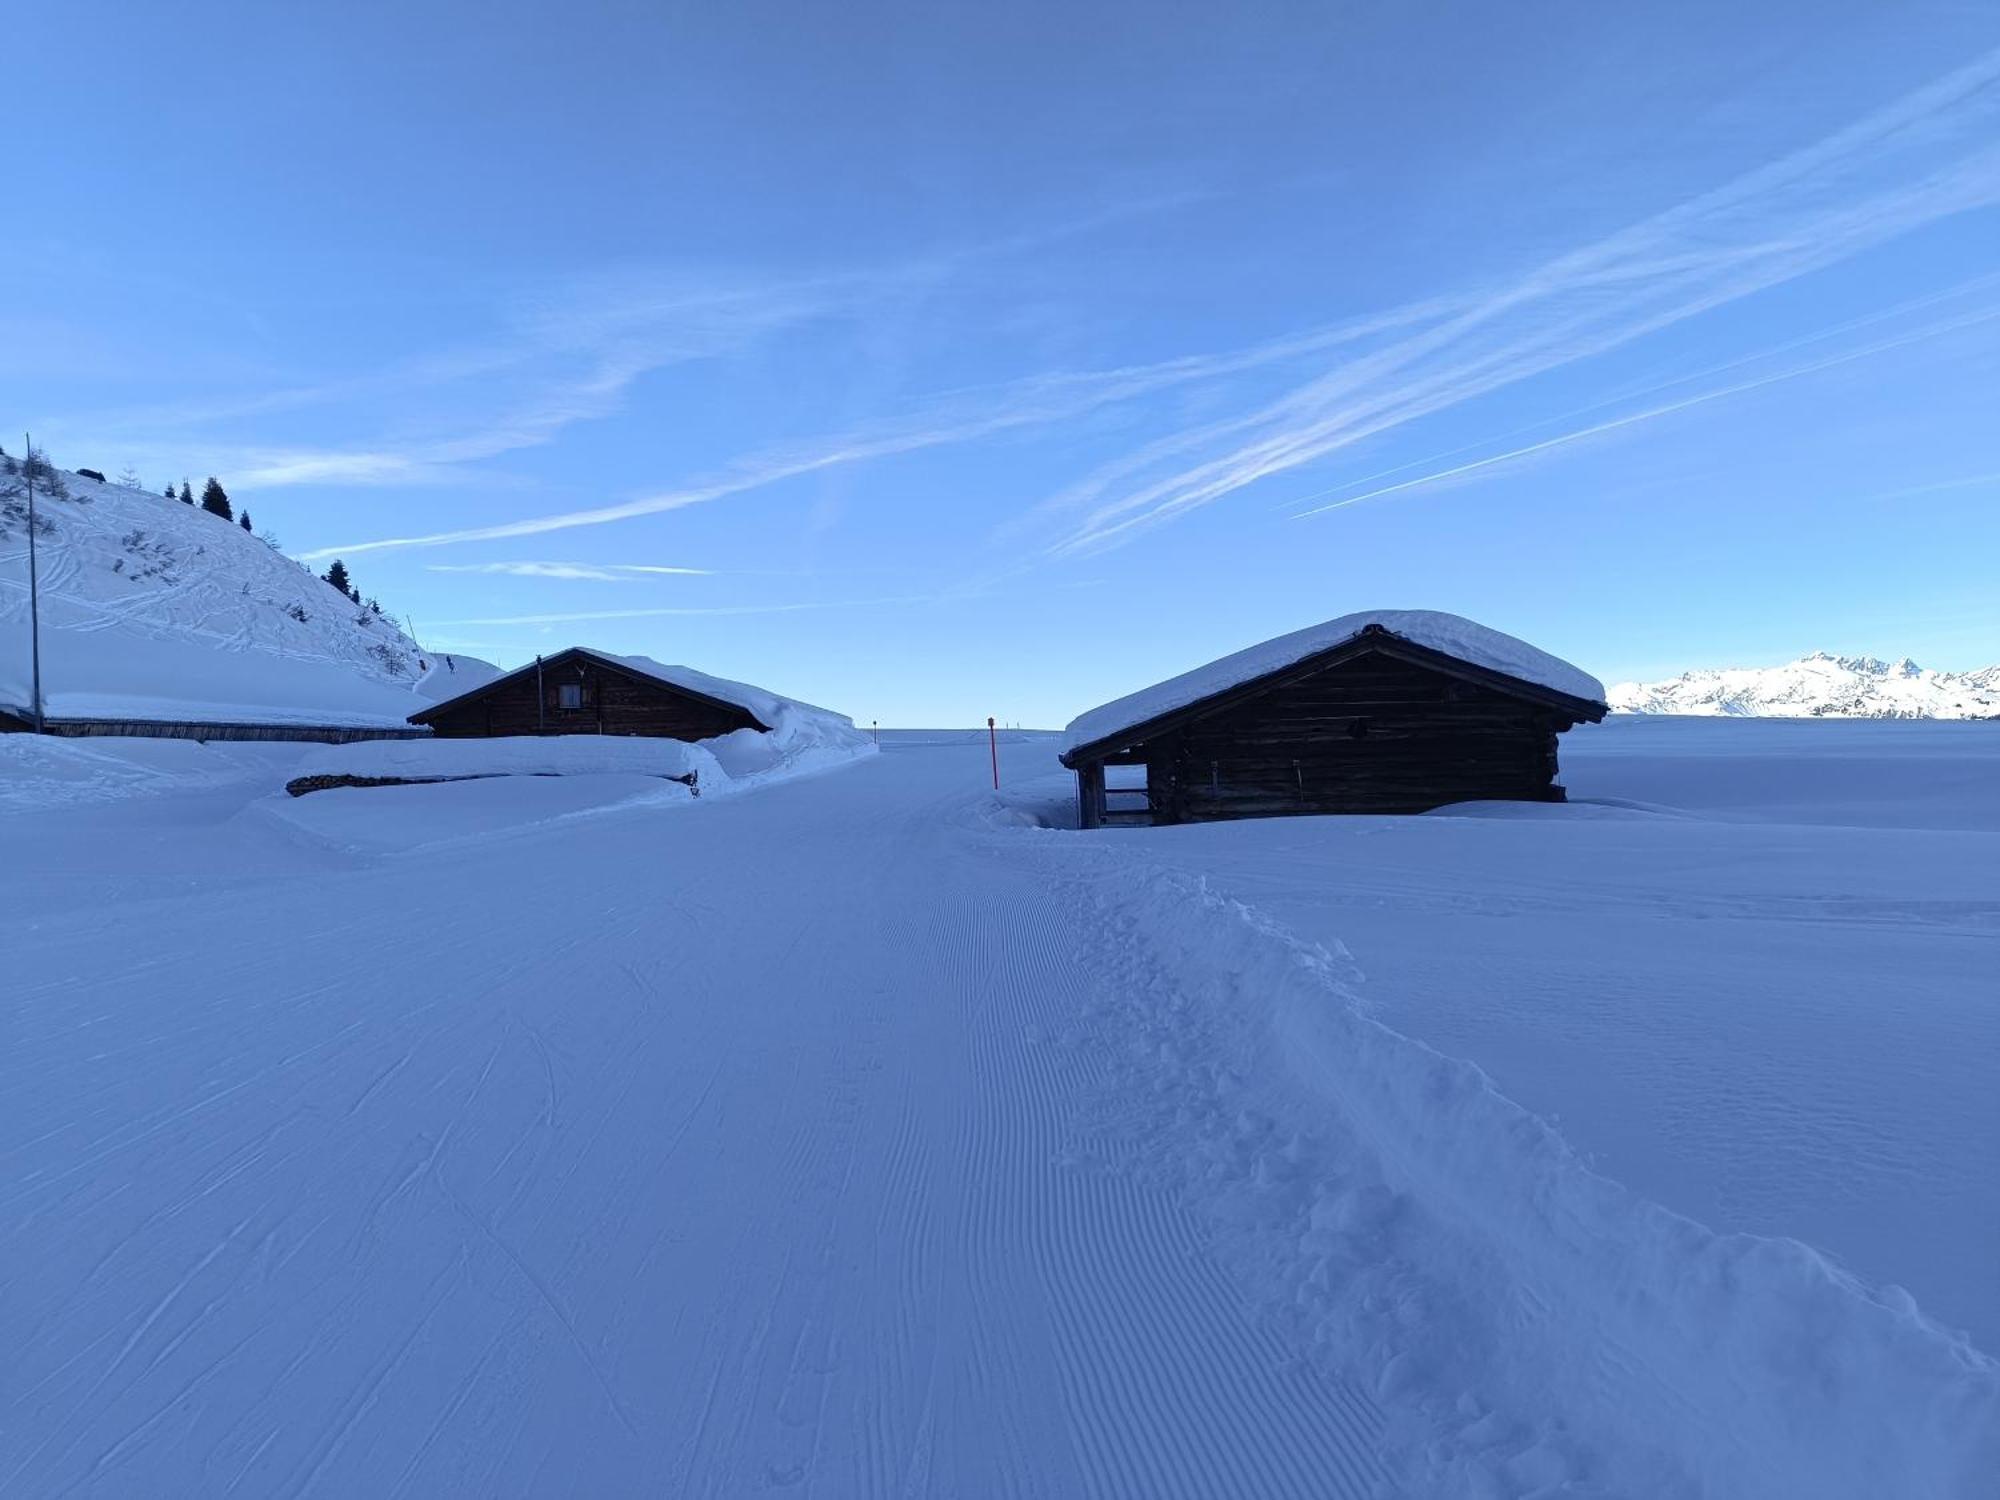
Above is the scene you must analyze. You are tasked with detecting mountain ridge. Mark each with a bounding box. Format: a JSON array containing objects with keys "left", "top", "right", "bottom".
[{"left": 1610, "top": 651, "right": 2000, "bottom": 719}]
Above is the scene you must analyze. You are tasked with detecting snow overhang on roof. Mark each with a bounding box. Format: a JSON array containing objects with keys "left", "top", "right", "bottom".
[{"left": 1059, "top": 609, "right": 1609, "bottom": 762}]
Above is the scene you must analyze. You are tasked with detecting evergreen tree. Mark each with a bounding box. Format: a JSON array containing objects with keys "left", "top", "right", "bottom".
[
  {"left": 179, "top": 480, "right": 194, "bottom": 505},
  {"left": 199, "top": 477, "right": 233, "bottom": 520},
  {"left": 323, "top": 559, "right": 353, "bottom": 596},
  {"left": 163, "top": 482, "right": 176, "bottom": 500},
  {"left": 239, "top": 510, "right": 253, "bottom": 531}
]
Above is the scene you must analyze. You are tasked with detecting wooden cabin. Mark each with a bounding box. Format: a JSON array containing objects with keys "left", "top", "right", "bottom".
[
  {"left": 407, "top": 647, "right": 771, "bottom": 740},
  {"left": 1059, "top": 613, "right": 1608, "bottom": 828}
]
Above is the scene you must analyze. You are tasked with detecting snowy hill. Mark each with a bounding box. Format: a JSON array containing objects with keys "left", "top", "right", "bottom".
[
  {"left": 0, "top": 460, "right": 481, "bottom": 727},
  {"left": 1609, "top": 652, "right": 2000, "bottom": 719}
]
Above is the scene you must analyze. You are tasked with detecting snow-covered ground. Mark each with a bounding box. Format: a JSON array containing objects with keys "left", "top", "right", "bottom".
[
  {"left": 0, "top": 466, "right": 476, "bottom": 726},
  {"left": 1, "top": 719, "right": 1993, "bottom": 1496}
]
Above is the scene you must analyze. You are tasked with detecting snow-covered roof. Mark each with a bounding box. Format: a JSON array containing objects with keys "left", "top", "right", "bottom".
[
  {"left": 415, "top": 653, "right": 504, "bottom": 702},
  {"left": 413, "top": 647, "right": 856, "bottom": 743},
  {"left": 604, "top": 653, "right": 846, "bottom": 731},
  {"left": 1060, "top": 609, "right": 1608, "bottom": 758}
]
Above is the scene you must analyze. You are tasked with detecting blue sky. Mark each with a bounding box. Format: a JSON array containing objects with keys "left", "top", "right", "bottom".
[{"left": 10, "top": 2, "right": 1999, "bottom": 725}]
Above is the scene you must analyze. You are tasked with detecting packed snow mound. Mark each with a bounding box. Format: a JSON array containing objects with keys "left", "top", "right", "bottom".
[
  {"left": 596, "top": 652, "right": 862, "bottom": 748},
  {"left": 291, "top": 720, "right": 874, "bottom": 799},
  {"left": 1610, "top": 651, "right": 2000, "bottom": 719},
  {"left": 0, "top": 462, "right": 441, "bottom": 726},
  {"left": 290, "top": 734, "right": 720, "bottom": 787},
  {"left": 1078, "top": 859, "right": 2000, "bottom": 1498},
  {"left": 1061, "top": 609, "right": 1607, "bottom": 755}
]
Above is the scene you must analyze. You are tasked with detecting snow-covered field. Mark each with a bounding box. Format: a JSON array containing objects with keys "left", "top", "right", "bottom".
[{"left": 1, "top": 718, "right": 1993, "bottom": 1497}]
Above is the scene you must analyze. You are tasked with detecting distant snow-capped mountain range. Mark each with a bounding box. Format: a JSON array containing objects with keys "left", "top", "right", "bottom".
[{"left": 1609, "top": 652, "right": 2000, "bottom": 719}]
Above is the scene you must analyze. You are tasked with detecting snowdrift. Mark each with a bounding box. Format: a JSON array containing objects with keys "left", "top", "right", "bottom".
[
  {"left": 0, "top": 734, "right": 305, "bottom": 812},
  {"left": 272, "top": 721, "right": 873, "bottom": 854},
  {"left": 287, "top": 717, "right": 875, "bottom": 800},
  {"left": 591, "top": 653, "right": 848, "bottom": 737},
  {"left": 287, "top": 734, "right": 718, "bottom": 794},
  {"left": 415, "top": 653, "right": 503, "bottom": 702},
  {"left": 1061, "top": 608, "right": 1607, "bottom": 756},
  {"left": 1064, "top": 856, "right": 1999, "bottom": 1498}
]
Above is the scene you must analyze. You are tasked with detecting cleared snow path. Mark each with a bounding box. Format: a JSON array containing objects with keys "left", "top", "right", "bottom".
[{"left": 1, "top": 742, "right": 1385, "bottom": 1497}]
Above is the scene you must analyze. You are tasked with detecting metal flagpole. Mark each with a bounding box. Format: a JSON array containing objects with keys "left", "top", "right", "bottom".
[{"left": 25, "top": 433, "right": 44, "bottom": 733}]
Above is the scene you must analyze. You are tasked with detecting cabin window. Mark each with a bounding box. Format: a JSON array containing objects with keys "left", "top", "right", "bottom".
[{"left": 558, "top": 683, "right": 585, "bottom": 711}]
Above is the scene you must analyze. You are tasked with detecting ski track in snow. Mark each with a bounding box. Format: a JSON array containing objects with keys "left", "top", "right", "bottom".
[{"left": 0, "top": 744, "right": 1390, "bottom": 1498}]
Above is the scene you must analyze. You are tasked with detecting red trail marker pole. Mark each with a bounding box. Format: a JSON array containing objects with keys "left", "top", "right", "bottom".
[{"left": 988, "top": 716, "right": 999, "bottom": 790}]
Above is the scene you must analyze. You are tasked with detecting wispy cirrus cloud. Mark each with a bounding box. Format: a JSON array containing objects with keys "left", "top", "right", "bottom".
[
  {"left": 1041, "top": 49, "right": 2000, "bottom": 555},
  {"left": 64, "top": 262, "right": 892, "bottom": 496},
  {"left": 290, "top": 50, "right": 2000, "bottom": 568},
  {"left": 424, "top": 561, "right": 713, "bottom": 580},
  {"left": 228, "top": 292, "right": 836, "bottom": 490},
  {"left": 430, "top": 592, "right": 948, "bottom": 627},
  {"left": 292, "top": 297, "right": 1452, "bottom": 561},
  {"left": 126, "top": 194, "right": 1217, "bottom": 499},
  {"left": 1292, "top": 292, "right": 2000, "bottom": 518}
]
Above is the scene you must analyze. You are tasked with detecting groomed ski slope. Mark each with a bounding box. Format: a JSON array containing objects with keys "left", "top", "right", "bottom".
[
  {"left": 3, "top": 729, "right": 1994, "bottom": 1497},
  {"left": 2, "top": 741, "right": 1390, "bottom": 1499}
]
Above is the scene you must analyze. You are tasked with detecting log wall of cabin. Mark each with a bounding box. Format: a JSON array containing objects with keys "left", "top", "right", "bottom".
[
  {"left": 422, "top": 657, "right": 758, "bottom": 740},
  {"left": 1126, "top": 652, "right": 1572, "bottom": 822}
]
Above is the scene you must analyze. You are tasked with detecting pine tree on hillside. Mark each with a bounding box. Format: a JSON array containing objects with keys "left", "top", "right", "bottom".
[
  {"left": 199, "top": 477, "right": 233, "bottom": 520},
  {"left": 323, "top": 559, "right": 353, "bottom": 596},
  {"left": 118, "top": 466, "right": 143, "bottom": 490},
  {"left": 239, "top": 510, "right": 253, "bottom": 531},
  {"left": 163, "top": 482, "right": 176, "bottom": 500},
  {"left": 179, "top": 480, "right": 194, "bottom": 505}
]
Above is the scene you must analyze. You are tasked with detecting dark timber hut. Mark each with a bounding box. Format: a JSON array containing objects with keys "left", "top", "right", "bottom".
[
  {"left": 1059, "top": 610, "right": 1608, "bottom": 828},
  {"left": 408, "top": 647, "right": 772, "bottom": 740}
]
